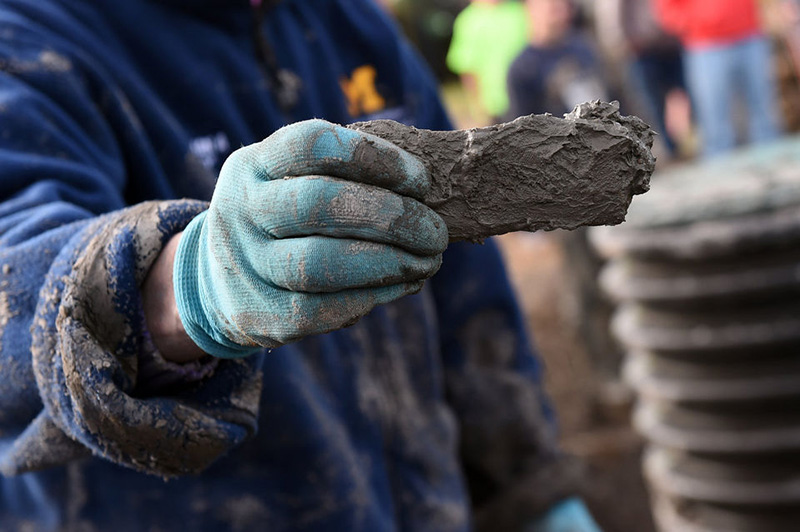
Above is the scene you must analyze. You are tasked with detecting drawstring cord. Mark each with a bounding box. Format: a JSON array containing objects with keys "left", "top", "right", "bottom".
[{"left": 250, "top": 0, "right": 302, "bottom": 113}]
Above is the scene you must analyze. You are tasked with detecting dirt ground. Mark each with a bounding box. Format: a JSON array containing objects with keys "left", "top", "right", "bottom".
[{"left": 495, "top": 232, "right": 656, "bottom": 532}]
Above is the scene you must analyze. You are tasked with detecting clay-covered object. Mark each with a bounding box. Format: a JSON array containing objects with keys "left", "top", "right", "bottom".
[{"left": 351, "top": 101, "right": 654, "bottom": 242}]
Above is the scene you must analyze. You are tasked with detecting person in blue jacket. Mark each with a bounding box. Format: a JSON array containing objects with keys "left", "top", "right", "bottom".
[{"left": 0, "top": 0, "right": 601, "bottom": 530}]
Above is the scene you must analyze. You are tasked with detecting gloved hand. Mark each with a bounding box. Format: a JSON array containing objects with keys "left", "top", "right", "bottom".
[
  {"left": 525, "top": 498, "right": 601, "bottom": 532},
  {"left": 173, "top": 119, "right": 448, "bottom": 358}
]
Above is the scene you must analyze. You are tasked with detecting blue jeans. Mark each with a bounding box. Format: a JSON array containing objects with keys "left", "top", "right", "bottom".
[{"left": 685, "top": 36, "right": 782, "bottom": 158}]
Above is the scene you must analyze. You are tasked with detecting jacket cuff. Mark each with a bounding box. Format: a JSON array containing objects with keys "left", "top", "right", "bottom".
[{"left": 26, "top": 200, "right": 264, "bottom": 477}]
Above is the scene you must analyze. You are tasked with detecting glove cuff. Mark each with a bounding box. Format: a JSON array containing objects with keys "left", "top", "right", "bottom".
[{"left": 173, "top": 211, "right": 262, "bottom": 359}]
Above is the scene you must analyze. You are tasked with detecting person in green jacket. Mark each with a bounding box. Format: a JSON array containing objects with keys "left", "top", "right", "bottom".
[{"left": 447, "top": 0, "right": 529, "bottom": 122}]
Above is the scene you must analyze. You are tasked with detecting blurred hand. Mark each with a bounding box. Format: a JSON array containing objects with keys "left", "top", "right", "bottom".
[{"left": 172, "top": 119, "right": 448, "bottom": 358}]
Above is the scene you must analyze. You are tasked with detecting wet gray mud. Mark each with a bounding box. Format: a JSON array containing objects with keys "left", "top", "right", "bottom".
[{"left": 351, "top": 101, "right": 655, "bottom": 242}]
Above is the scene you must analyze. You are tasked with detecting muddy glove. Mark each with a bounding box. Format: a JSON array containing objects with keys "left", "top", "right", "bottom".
[
  {"left": 173, "top": 120, "right": 448, "bottom": 359},
  {"left": 525, "top": 498, "right": 601, "bottom": 532}
]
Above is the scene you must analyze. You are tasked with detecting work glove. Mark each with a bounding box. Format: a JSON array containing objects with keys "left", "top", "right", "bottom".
[
  {"left": 173, "top": 119, "right": 448, "bottom": 358},
  {"left": 525, "top": 498, "right": 602, "bottom": 532}
]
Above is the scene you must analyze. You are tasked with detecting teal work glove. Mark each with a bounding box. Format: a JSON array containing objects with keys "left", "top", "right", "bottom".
[
  {"left": 525, "top": 498, "right": 602, "bottom": 532},
  {"left": 173, "top": 120, "right": 448, "bottom": 358}
]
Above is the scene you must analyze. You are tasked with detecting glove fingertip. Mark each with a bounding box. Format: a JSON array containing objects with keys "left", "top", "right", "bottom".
[{"left": 402, "top": 280, "right": 426, "bottom": 296}]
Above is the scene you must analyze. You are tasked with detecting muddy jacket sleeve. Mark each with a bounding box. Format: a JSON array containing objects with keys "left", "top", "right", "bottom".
[
  {"left": 0, "top": 30, "right": 262, "bottom": 479},
  {"left": 431, "top": 240, "right": 583, "bottom": 531}
]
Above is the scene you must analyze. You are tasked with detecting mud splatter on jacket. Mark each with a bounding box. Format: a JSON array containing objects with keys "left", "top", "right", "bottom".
[{"left": 0, "top": 0, "right": 579, "bottom": 530}]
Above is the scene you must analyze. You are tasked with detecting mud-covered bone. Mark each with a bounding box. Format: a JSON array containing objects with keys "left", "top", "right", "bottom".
[{"left": 350, "top": 101, "right": 655, "bottom": 242}]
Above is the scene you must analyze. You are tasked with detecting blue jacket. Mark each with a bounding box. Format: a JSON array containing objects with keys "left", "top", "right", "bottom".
[
  {"left": 507, "top": 34, "right": 603, "bottom": 119},
  {"left": 0, "top": 1, "right": 578, "bottom": 530}
]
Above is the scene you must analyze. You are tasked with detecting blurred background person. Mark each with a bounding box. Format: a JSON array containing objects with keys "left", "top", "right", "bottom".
[
  {"left": 655, "top": 0, "right": 783, "bottom": 158},
  {"left": 507, "top": 0, "right": 618, "bottom": 401},
  {"left": 595, "top": 0, "right": 692, "bottom": 161},
  {"left": 506, "top": 5, "right": 647, "bottom": 489},
  {"left": 506, "top": 0, "right": 608, "bottom": 119},
  {"left": 447, "top": 0, "right": 529, "bottom": 123}
]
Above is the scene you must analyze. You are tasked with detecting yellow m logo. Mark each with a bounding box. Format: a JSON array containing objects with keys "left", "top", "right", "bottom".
[{"left": 341, "top": 65, "right": 386, "bottom": 117}]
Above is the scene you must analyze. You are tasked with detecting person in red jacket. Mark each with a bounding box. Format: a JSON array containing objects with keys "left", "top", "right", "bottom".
[{"left": 655, "top": 0, "right": 782, "bottom": 157}]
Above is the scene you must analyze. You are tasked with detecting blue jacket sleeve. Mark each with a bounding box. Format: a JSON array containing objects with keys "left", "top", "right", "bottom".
[
  {"left": 431, "top": 240, "right": 582, "bottom": 530},
  {"left": 0, "top": 23, "right": 260, "bottom": 478}
]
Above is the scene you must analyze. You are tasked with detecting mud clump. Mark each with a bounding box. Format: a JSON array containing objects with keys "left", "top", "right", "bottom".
[{"left": 351, "top": 101, "right": 655, "bottom": 242}]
